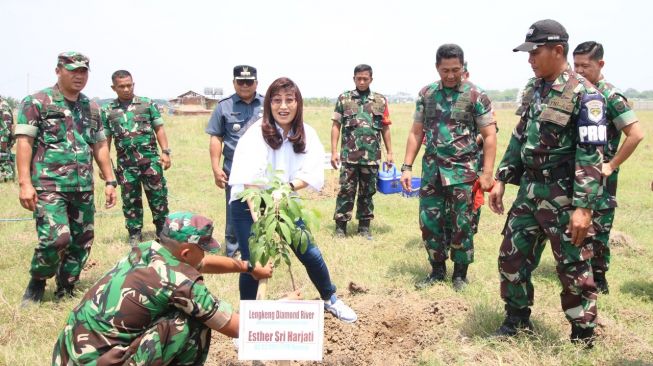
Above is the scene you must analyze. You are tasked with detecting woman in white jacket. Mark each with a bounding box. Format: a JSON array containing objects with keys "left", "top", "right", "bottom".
[{"left": 229, "top": 77, "right": 357, "bottom": 323}]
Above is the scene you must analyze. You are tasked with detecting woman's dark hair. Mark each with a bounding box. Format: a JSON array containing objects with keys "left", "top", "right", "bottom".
[{"left": 261, "top": 77, "right": 306, "bottom": 153}]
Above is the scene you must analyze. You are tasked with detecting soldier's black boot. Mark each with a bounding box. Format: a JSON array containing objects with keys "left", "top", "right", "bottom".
[
  {"left": 54, "top": 274, "right": 75, "bottom": 300},
  {"left": 155, "top": 220, "right": 165, "bottom": 238},
  {"left": 128, "top": 228, "right": 142, "bottom": 247},
  {"left": 452, "top": 263, "right": 469, "bottom": 292},
  {"left": 357, "top": 219, "right": 372, "bottom": 240},
  {"left": 570, "top": 324, "right": 595, "bottom": 349},
  {"left": 21, "top": 278, "right": 46, "bottom": 307},
  {"left": 334, "top": 221, "right": 347, "bottom": 238},
  {"left": 496, "top": 305, "right": 534, "bottom": 336},
  {"left": 594, "top": 271, "right": 609, "bottom": 295},
  {"left": 416, "top": 262, "right": 446, "bottom": 289}
]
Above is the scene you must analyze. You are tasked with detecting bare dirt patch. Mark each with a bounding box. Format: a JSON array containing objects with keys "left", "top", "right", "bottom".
[
  {"left": 302, "top": 173, "right": 339, "bottom": 200},
  {"left": 207, "top": 290, "right": 469, "bottom": 366}
]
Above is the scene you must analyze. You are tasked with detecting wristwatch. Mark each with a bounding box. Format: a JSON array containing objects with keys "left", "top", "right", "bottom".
[
  {"left": 162, "top": 148, "right": 172, "bottom": 155},
  {"left": 289, "top": 181, "right": 296, "bottom": 191},
  {"left": 246, "top": 261, "right": 254, "bottom": 273},
  {"left": 401, "top": 163, "right": 413, "bottom": 172},
  {"left": 106, "top": 180, "right": 118, "bottom": 187}
]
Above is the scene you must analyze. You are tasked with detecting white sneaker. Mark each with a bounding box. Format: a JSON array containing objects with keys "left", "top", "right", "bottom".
[{"left": 324, "top": 295, "right": 357, "bottom": 323}]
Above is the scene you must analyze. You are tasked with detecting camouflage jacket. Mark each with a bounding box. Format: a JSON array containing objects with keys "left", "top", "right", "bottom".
[
  {"left": 496, "top": 67, "right": 604, "bottom": 209},
  {"left": 101, "top": 96, "right": 163, "bottom": 164},
  {"left": 414, "top": 80, "right": 495, "bottom": 186},
  {"left": 0, "top": 97, "right": 13, "bottom": 160},
  {"left": 594, "top": 77, "right": 638, "bottom": 209},
  {"left": 332, "top": 89, "right": 390, "bottom": 165},
  {"left": 57, "top": 240, "right": 232, "bottom": 364},
  {"left": 15, "top": 84, "right": 105, "bottom": 192}
]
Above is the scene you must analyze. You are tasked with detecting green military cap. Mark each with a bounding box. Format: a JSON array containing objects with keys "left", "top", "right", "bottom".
[
  {"left": 161, "top": 212, "right": 221, "bottom": 253},
  {"left": 57, "top": 51, "right": 90, "bottom": 71}
]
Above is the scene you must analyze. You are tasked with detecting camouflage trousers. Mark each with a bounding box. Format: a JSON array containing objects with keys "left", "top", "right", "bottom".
[
  {"left": 117, "top": 162, "right": 169, "bottom": 232},
  {"left": 590, "top": 208, "right": 615, "bottom": 274},
  {"left": 31, "top": 191, "right": 94, "bottom": 286},
  {"left": 333, "top": 163, "right": 378, "bottom": 222},
  {"left": 443, "top": 206, "right": 482, "bottom": 246},
  {"left": 498, "top": 176, "right": 597, "bottom": 328},
  {"left": 52, "top": 311, "right": 210, "bottom": 365},
  {"left": 0, "top": 156, "right": 14, "bottom": 182},
  {"left": 419, "top": 172, "right": 475, "bottom": 265}
]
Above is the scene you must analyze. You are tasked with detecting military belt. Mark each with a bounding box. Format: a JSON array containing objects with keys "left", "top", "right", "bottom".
[{"left": 524, "top": 163, "right": 573, "bottom": 183}]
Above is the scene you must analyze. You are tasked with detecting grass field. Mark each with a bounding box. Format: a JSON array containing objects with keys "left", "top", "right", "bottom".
[{"left": 0, "top": 104, "right": 652, "bottom": 365}]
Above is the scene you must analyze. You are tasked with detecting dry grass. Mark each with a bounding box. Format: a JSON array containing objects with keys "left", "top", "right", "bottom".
[{"left": 0, "top": 106, "right": 652, "bottom": 365}]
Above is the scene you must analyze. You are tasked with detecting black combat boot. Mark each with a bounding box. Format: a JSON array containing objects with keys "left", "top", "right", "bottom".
[
  {"left": 334, "top": 221, "right": 347, "bottom": 238},
  {"left": 54, "top": 276, "right": 75, "bottom": 300},
  {"left": 128, "top": 228, "right": 142, "bottom": 247},
  {"left": 594, "top": 271, "right": 609, "bottom": 295},
  {"left": 21, "top": 278, "right": 46, "bottom": 307},
  {"left": 495, "top": 305, "right": 534, "bottom": 336},
  {"left": 452, "top": 263, "right": 469, "bottom": 291},
  {"left": 570, "top": 324, "right": 595, "bottom": 349},
  {"left": 416, "top": 262, "right": 446, "bottom": 289},
  {"left": 358, "top": 219, "right": 372, "bottom": 240},
  {"left": 155, "top": 220, "right": 165, "bottom": 238}
]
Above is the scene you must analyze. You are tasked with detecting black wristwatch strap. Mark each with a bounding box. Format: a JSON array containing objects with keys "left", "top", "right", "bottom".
[
  {"left": 246, "top": 261, "right": 254, "bottom": 273},
  {"left": 106, "top": 180, "right": 118, "bottom": 187}
]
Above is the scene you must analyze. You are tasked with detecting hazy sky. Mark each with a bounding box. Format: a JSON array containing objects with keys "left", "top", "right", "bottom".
[{"left": 1, "top": 0, "right": 650, "bottom": 100}]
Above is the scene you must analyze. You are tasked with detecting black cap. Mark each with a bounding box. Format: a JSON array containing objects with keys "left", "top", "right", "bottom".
[
  {"left": 513, "top": 19, "right": 569, "bottom": 52},
  {"left": 233, "top": 65, "right": 257, "bottom": 80}
]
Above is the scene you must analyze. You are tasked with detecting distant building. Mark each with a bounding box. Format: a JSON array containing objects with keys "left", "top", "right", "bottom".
[
  {"left": 168, "top": 90, "right": 220, "bottom": 115},
  {"left": 386, "top": 92, "right": 414, "bottom": 103}
]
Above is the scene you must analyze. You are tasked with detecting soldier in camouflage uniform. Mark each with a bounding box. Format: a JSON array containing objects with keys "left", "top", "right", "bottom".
[
  {"left": 573, "top": 41, "right": 644, "bottom": 294},
  {"left": 489, "top": 20, "right": 607, "bottom": 347},
  {"left": 101, "top": 70, "right": 171, "bottom": 246},
  {"left": 331, "top": 64, "right": 393, "bottom": 240},
  {"left": 0, "top": 96, "right": 15, "bottom": 182},
  {"left": 52, "top": 212, "right": 273, "bottom": 366},
  {"left": 401, "top": 45, "right": 497, "bottom": 291},
  {"left": 15, "top": 52, "right": 117, "bottom": 305}
]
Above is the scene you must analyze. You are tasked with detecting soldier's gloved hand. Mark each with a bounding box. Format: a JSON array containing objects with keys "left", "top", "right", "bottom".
[
  {"left": 18, "top": 183, "right": 37, "bottom": 211},
  {"left": 330, "top": 152, "right": 341, "bottom": 170},
  {"left": 105, "top": 185, "right": 117, "bottom": 209},
  {"left": 568, "top": 207, "right": 592, "bottom": 246},
  {"left": 488, "top": 181, "right": 505, "bottom": 214},
  {"left": 161, "top": 154, "right": 171, "bottom": 170},
  {"left": 251, "top": 261, "right": 274, "bottom": 280},
  {"left": 213, "top": 168, "right": 228, "bottom": 189},
  {"left": 400, "top": 170, "right": 412, "bottom": 191}
]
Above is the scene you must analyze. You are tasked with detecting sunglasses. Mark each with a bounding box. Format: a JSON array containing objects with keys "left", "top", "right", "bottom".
[{"left": 236, "top": 79, "right": 255, "bottom": 86}]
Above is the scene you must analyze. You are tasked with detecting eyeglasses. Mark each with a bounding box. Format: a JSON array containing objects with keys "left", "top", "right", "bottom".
[
  {"left": 236, "top": 79, "right": 255, "bottom": 86},
  {"left": 270, "top": 97, "right": 297, "bottom": 106}
]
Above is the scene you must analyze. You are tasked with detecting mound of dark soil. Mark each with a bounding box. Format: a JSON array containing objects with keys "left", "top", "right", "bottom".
[{"left": 207, "top": 290, "right": 469, "bottom": 365}]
